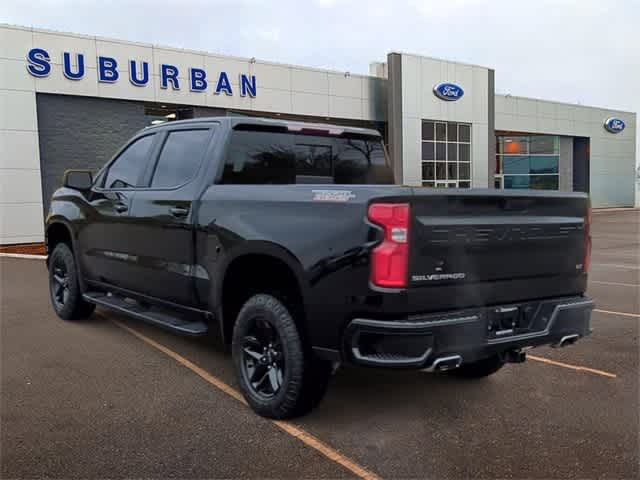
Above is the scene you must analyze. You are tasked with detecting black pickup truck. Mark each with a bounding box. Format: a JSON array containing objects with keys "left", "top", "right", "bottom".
[{"left": 46, "top": 116, "right": 594, "bottom": 418}]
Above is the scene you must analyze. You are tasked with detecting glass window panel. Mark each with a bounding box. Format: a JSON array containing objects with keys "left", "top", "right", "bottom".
[
  {"left": 448, "top": 143, "right": 457, "bottom": 161},
  {"left": 152, "top": 130, "right": 210, "bottom": 188},
  {"left": 459, "top": 163, "right": 470, "bottom": 179},
  {"left": 422, "top": 141, "right": 435, "bottom": 160},
  {"left": 447, "top": 163, "right": 457, "bottom": 180},
  {"left": 459, "top": 181, "right": 471, "bottom": 188},
  {"left": 435, "top": 123, "right": 447, "bottom": 141},
  {"left": 529, "top": 175, "right": 559, "bottom": 190},
  {"left": 435, "top": 142, "right": 446, "bottom": 160},
  {"left": 458, "top": 124, "right": 471, "bottom": 142},
  {"left": 459, "top": 143, "right": 470, "bottom": 161},
  {"left": 105, "top": 134, "right": 155, "bottom": 189},
  {"left": 530, "top": 135, "right": 559, "bottom": 154},
  {"left": 499, "top": 136, "right": 529, "bottom": 154},
  {"left": 530, "top": 155, "right": 559, "bottom": 174},
  {"left": 436, "top": 162, "right": 446, "bottom": 180},
  {"left": 422, "top": 162, "right": 435, "bottom": 180},
  {"left": 422, "top": 181, "right": 435, "bottom": 188},
  {"left": 447, "top": 123, "right": 458, "bottom": 142},
  {"left": 502, "top": 155, "right": 529, "bottom": 174},
  {"left": 504, "top": 175, "right": 530, "bottom": 189},
  {"left": 332, "top": 138, "right": 393, "bottom": 184},
  {"left": 422, "top": 122, "right": 434, "bottom": 141}
]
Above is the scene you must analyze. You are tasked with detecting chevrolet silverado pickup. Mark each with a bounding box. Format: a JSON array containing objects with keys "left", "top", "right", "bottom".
[{"left": 45, "top": 117, "right": 594, "bottom": 418}]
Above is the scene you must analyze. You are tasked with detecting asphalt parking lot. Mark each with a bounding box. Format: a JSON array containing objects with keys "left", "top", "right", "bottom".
[{"left": 1, "top": 209, "right": 638, "bottom": 479}]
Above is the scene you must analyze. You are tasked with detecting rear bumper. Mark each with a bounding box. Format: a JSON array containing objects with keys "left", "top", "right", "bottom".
[{"left": 343, "top": 296, "right": 594, "bottom": 369}]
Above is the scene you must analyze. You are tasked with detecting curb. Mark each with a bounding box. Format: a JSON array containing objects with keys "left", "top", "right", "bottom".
[{"left": 0, "top": 253, "right": 47, "bottom": 260}]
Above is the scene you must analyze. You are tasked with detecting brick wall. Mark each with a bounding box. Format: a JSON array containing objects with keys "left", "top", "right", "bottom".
[{"left": 36, "top": 93, "right": 145, "bottom": 214}]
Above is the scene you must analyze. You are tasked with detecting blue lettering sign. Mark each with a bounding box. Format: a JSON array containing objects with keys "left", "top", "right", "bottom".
[
  {"left": 25, "top": 48, "right": 258, "bottom": 98},
  {"left": 129, "top": 60, "right": 149, "bottom": 86},
  {"left": 215, "top": 71, "right": 233, "bottom": 95},
  {"left": 160, "top": 64, "right": 180, "bottom": 90},
  {"left": 62, "top": 52, "right": 85, "bottom": 80},
  {"left": 26, "top": 48, "right": 51, "bottom": 77},
  {"left": 433, "top": 82, "right": 464, "bottom": 101},
  {"left": 190, "top": 68, "right": 207, "bottom": 92},
  {"left": 240, "top": 74, "right": 256, "bottom": 97},
  {"left": 98, "top": 56, "right": 119, "bottom": 82}
]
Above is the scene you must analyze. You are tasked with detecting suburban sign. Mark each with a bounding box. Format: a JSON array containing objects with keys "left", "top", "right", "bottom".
[
  {"left": 25, "top": 47, "right": 257, "bottom": 97},
  {"left": 433, "top": 82, "right": 464, "bottom": 101},
  {"left": 603, "top": 117, "right": 625, "bottom": 134}
]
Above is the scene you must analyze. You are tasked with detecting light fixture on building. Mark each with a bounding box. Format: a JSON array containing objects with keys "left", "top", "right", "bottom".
[
  {"left": 250, "top": 57, "right": 256, "bottom": 64},
  {"left": 165, "top": 113, "right": 177, "bottom": 119},
  {"left": 344, "top": 71, "right": 351, "bottom": 78}
]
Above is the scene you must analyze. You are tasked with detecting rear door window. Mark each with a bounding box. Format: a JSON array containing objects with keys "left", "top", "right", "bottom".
[
  {"left": 151, "top": 129, "right": 211, "bottom": 188},
  {"left": 104, "top": 134, "right": 156, "bottom": 189}
]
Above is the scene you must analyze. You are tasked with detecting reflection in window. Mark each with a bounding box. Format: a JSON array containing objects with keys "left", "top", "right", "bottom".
[
  {"left": 496, "top": 134, "right": 560, "bottom": 191},
  {"left": 221, "top": 129, "right": 393, "bottom": 185}
]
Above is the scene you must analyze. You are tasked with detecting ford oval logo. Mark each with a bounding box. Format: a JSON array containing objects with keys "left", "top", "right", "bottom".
[
  {"left": 433, "top": 82, "right": 464, "bottom": 101},
  {"left": 604, "top": 117, "right": 625, "bottom": 134}
]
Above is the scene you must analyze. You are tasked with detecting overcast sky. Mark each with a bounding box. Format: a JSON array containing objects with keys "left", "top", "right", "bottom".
[{"left": 2, "top": 0, "right": 638, "bottom": 165}]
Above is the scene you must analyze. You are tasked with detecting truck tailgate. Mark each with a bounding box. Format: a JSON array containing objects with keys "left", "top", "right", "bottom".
[{"left": 408, "top": 190, "right": 589, "bottom": 292}]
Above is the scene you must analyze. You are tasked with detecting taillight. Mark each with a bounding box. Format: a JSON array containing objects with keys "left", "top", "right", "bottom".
[
  {"left": 368, "top": 203, "right": 410, "bottom": 288},
  {"left": 584, "top": 203, "right": 592, "bottom": 273}
]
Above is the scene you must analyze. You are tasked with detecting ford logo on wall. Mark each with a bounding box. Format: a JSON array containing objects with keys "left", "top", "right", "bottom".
[
  {"left": 604, "top": 117, "right": 625, "bottom": 134},
  {"left": 433, "top": 82, "right": 464, "bottom": 101}
]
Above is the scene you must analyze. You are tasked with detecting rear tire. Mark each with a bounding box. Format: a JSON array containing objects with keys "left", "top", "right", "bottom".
[
  {"left": 48, "top": 243, "right": 95, "bottom": 320},
  {"left": 447, "top": 355, "right": 505, "bottom": 379},
  {"left": 231, "top": 294, "right": 331, "bottom": 419}
]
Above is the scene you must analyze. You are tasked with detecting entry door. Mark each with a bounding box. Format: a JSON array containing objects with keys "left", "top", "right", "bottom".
[
  {"left": 126, "top": 127, "right": 215, "bottom": 307},
  {"left": 79, "top": 133, "right": 159, "bottom": 291}
]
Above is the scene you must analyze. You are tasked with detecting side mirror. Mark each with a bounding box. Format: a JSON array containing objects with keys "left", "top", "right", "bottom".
[{"left": 63, "top": 170, "right": 93, "bottom": 191}]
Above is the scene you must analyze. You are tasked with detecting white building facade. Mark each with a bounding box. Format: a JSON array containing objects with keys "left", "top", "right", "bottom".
[{"left": 1, "top": 24, "right": 636, "bottom": 245}]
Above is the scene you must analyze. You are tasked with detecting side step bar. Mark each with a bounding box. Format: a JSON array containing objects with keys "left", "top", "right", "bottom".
[{"left": 83, "top": 292, "right": 209, "bottom": 336}]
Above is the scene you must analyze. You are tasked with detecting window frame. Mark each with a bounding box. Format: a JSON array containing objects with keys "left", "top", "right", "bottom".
[
  {"left": 96, "top": 132, "right": 159, "bottom": 191},
  {"left": 144, "top": 126, "right": 215, "bottom": 191},
  {"left": 420, "top": 120, "right": 472, "bottom": 188}
]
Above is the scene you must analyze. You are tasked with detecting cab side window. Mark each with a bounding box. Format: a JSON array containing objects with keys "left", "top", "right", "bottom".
[
  {"left": 151, "top": 129, "right": 211, "bottom": 188},
  {"left": 103, "top": 134, "right": 156, "bottom": 189}
]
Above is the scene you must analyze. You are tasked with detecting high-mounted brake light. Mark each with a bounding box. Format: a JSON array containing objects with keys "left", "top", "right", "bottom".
[
  {"left": 368, "top": 203, "right": 410, "bottom": 288},
  {"left": 584, "top": 203, "right": 592, "bottom": 273}
]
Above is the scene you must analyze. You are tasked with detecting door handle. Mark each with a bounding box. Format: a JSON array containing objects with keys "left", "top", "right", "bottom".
[
  {"left": 170, "top": 206, "right": 190, "bottom": 217},
  {"left": 114, "top": 203, "right": 128, "bottom": 213}
]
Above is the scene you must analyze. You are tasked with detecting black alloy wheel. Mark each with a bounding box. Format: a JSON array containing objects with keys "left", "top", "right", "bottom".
[
  {"left": 48, "top": 242, "right": 95, "bottom": 320},
  {"left": 231, "top": 294, "right": 332, "bottom": 419},
  {"left": 50, "top": 257, "right": 70, "bottom": 310},
  {"left": 241, "top": 316, "right": 285, "bottom": 398}
]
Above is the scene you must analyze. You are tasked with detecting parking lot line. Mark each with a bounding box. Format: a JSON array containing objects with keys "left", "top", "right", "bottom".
[
  {"left": 590, "top": 280, "right": 639, "bottom": 288},
  {"left": 591, "top": 263, "right": 640, "bottom": 270},
  {"left": 527, "top": 355, "right": 617, "bottom": 379},
  {"left": 111, "top": 319, "right": 381, "bottom": 480},
  {"left": 594, "top": 308, "right": 640, "bottom": 318}
]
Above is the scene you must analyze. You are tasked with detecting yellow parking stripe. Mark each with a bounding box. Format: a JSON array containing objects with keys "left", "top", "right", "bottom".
[
  {"left": 594, "top": 308, "right": 640, "bottom": 318},
  {"left": 112, "top": 319, "right": 381, "bottom": 480},
  {"left": 528, "top": 355, "right": 617, "bottom": 378}
]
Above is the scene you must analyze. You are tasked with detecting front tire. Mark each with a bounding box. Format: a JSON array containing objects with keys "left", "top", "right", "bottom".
[
  {"left": 48, "top": 243, "right": 95, "bottom": 320},
  {"left": 231, "top": 294, "right": 331, "bottom": 419},
  {"left": 447, "top": 355, "right": 505, "bottom": 379}
]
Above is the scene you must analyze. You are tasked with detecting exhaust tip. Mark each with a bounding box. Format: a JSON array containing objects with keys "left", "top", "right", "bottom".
[
  {"left": 425, "top": 355, "right": 462, "bottom": 372},
  {"left": 553, "top": 334, "right": 580, "bottom": 348}
]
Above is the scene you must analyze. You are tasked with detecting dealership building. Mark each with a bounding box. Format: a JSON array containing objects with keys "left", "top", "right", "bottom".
[{"left": 1, "top": 23, "right": 637, "bottom": 245}]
